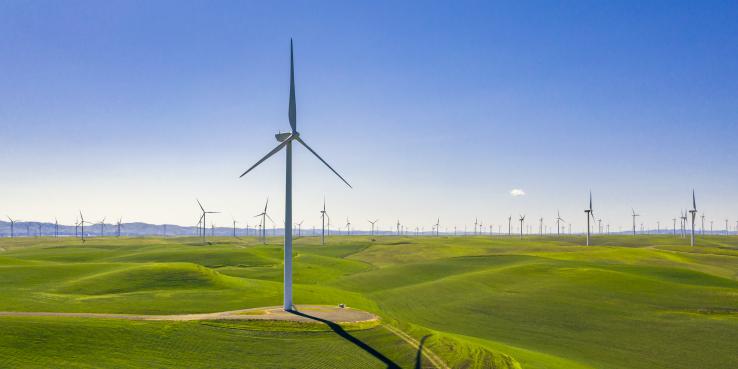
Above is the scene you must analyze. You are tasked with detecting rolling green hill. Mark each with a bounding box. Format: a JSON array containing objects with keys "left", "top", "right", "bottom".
[{"left": 1, "top": 235, "right": 737, "bottom": 368}]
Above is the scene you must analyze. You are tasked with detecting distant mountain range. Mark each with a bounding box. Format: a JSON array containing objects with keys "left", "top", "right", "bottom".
[{"left": 0, "top": 220, "right": 732, "bottom": 238}]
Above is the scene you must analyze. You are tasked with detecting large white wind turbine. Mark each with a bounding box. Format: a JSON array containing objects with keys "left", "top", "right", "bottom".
[{"left": 238, "top": 40, "right": 351, "bottom": 311}]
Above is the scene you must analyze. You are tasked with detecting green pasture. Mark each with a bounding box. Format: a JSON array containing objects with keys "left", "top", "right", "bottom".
[{"left": 1, "top": 235, "right": 737, "bottom": 368}]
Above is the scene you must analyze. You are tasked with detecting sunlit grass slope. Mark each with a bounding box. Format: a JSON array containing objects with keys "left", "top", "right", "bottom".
[{"left": 1, "top": 235, "right": 737, "bottom": 368}]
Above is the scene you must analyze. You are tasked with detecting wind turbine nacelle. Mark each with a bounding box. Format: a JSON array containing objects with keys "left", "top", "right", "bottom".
[{"left": 276, "top": 132, "right": 294, "bottom": 142}]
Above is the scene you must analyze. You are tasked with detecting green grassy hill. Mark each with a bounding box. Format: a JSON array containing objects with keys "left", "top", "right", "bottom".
[{"left": 1, "top": 235, "right": 737, "bottom": 368}]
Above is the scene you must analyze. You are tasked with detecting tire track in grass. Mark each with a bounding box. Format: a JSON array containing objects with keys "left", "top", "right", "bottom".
[{"left": 383, "top": 324, "right": 449, "bottom": 369}]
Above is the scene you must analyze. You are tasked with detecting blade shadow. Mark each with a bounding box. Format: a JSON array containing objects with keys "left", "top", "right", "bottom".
[
  {"left": 414, "top": 335, "right": 430, "bottom": 369},
  {"left": 289, "top": 310, "right": 400, "bottom": 369}
]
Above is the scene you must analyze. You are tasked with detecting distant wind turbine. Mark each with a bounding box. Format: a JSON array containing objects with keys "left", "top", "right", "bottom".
[
  {"left": 689, "top": 190, "right": 697, "bottom": 246},
  {"left": 254, "top": 199, "right": 273, "bottom": 244},
  {"left": 555, "top": 210, "right": 565, "bottom": 236},
  {"left": 6, "top": 217, "right": 16, "bottom": 238},
  {"left": 631, "top": 209, "right": 640, "bottom": 236},
  {"left": 98, "top": 217, "right": 106, "bottom": 237},
  {"left": 197, "top": 199, "right": 220, "bottom": 244},
  {"left": 584, "top": 192, "right": 594, "bottom": 246},
  {"left": 368, "top": 219, "right": 378, "bottom": 236},
  {"left": 539, "top": 217, "right": 544, "bottom": 236},
  {"left": 519, "top": 215, "right": 525, "bottom": 239},
  {"left": 320, "top": 198, "right": 329, "bottom": 245}
]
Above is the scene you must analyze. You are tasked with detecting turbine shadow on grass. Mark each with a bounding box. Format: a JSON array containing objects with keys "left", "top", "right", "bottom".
[
  {"left": 289, "top": 310, "right": 401, "bottom": 369},
  {"left": 414, "top": 335, "right": 430, "bottom": 369}
]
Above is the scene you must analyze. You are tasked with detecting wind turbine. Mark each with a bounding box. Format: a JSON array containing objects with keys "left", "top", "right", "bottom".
[
  {"left": 6, "top": 217, "right": 16, "bottom": 238},
  {"left": 507, "top": 216, "right": 512, "bottom": 236},
  {"left": 346, "top": 218, "right": 351, "bottom": 236},
  {"left": 98, "top": 217, "right": 106, "bottom": 237},
  {"left": 232, "top": 218, "right": 238, "bottom": 237},
  {"left": 518, "top": 215, "right": 525, "bottom": 239},
  {"left": 254, "top": 199, "right": 273, "bottom": 244},
  {"left": 539, "top": 217, "right": 544, "bottom": 236},
  {"left": 689, "top": 190, "right": 697, "bottom": 246},
  {"left": 238, "top": 40, "right": 351, "bottom": 311},
  {"left": 672, "top": 217, "right": 677, "bottom": 236},
  {"left": 725, "top": 219, "right": 729, "bottom": 236},
  {"left": 701, "top": 213, "right": 705, "bottom": 235},
  {"left": 555, "top": 210, "right": 565, "bottom": 236},
  {"left": 435, "top": 218, "right": 440, "bottom": 237},
  {"left": 296, "top": 220, "right": 304, "bottom": 237},
  {"left": 117, "top": 218, "right": 122, "bottom": 237},
  {"left": 396, "top": 219, "right": 400, "bottom": 236},
  {"left": 597, "top": 218, "right": 602, "bottom": 234},
  {"left": 197, "top": 199, "right": 219, "bottom": 244},
  {"left": 79, "top": 211, "right": 93, "bottom": 242},
  {"left": 54, "top": 218, "right": 59, "bottom": 238},
  {"left": 681, "top": 211, "right": 688, "bottom": 238},
  {"left": 473, "top": 218, "right": 478, "bottom": 236},
  {"left": 631, "top": 209, "right": 640, "bottom": 236},
  {"left": 320, "top": 198, "right": 329, "bottom": 245},
  {"left": 584, "top": 192, "right": 594, "bottom": 246},
  {"left": 368, "top": 219, "right": 378, "bottom": 236}
]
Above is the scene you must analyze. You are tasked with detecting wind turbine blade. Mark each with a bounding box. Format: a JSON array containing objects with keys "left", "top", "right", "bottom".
[
  {"left": 288, "top": 39, "right": 297, "bottom": 133},
  {"left": 197, "top": 199, "right": 205, "bottom": 212},
  {"left": 692, "top": 190, "right": 696, "bottom": 210},
  {"left": 294, "top": 137, "right": 352, "bottom": 188},
  {"left": 239, "top": 138, "right": 291, "bottom": 178},
  {"left": 266, "top": 214, "right": 275, "bottom": 223}
]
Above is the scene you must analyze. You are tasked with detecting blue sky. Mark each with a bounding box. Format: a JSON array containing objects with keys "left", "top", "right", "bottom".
[{"left": 1, "top": 1, "right": 737, "bottom": 232}]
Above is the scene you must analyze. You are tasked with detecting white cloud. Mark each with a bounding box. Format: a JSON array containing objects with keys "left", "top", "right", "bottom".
[{"left": 510, "top": 189, "right": 526, "bottom": 197}]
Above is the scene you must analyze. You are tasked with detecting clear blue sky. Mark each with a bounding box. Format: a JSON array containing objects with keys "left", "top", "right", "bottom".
[{"left": 1, "top": 1, "right": 737, "bottom": 232}]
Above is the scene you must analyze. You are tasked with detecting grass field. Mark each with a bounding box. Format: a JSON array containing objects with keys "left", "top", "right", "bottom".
[{"left": 1, "top": 235, "right": 737, "bottom": 368}]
